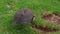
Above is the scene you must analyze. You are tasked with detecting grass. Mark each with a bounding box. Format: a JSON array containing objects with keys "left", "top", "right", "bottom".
[{"left": 0, "top": 0, "right": 60, "bottom": 34}]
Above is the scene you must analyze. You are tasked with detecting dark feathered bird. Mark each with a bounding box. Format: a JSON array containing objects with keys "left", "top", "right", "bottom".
[{"left": 12, "top": 8, "right": 34, "bottom": 26}]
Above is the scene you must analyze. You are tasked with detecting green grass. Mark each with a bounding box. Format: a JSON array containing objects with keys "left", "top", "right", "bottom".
[{"left": 0, "top": 0, "right": 60, "bottom": 34}]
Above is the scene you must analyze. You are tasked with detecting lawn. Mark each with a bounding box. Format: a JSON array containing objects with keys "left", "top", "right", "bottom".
[{"left": 0, "top": 0, "right": 60, "bottom": 34}]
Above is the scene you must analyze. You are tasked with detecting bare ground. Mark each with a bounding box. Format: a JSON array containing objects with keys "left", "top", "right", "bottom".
[{"left": 42, "top": 12, "right": 60, "bottom": 25}]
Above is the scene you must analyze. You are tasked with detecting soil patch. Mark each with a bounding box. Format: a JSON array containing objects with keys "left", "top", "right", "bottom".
[
  {"left": 32, "top": 25, "right": 58, "bottom": 32},
  {"left": 42, "top": 12, "right": 60, "bottom": 25}
]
